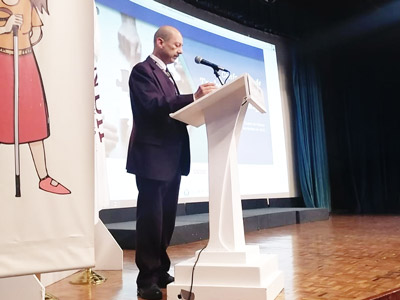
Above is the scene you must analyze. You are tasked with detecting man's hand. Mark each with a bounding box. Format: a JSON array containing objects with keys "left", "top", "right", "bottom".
[{"left": 194, "top": 82, "right": 217, "bottom": 100}]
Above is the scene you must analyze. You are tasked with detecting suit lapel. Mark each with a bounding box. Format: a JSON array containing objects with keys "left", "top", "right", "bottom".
[{"left": 146, "top": 57, "right": 176, "bottom": 97}]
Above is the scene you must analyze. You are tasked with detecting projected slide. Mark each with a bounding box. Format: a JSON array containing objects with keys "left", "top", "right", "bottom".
[{"left": 95, "top": 0, "right": 289, "bottom": 207}]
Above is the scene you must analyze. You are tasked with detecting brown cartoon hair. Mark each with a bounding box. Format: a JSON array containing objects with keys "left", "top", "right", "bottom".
[{"left": 31, "top": 0, "right": 49, "bottom": 14}]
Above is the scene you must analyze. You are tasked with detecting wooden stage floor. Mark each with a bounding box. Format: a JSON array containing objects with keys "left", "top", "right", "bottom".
[{"left": 46, "top": 215, "right": 400, "bottom": 300}]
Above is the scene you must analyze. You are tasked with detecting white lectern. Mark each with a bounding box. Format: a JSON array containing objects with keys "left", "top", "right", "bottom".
[{"left": 168, "top": 74, "right": 284, "bottom": 300}]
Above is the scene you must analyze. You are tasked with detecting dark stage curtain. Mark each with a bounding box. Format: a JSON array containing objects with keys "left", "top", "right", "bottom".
[
  {"left": 291, "top": 50, "right": 331, "bottom": 210},
  {"left": 322, "top": 38, "right": 400, "bottom": 214}
]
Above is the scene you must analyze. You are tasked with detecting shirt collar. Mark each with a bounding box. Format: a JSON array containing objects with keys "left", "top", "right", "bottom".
[{"left": 150, "top": 54, "right": 167, "bottom": 71}]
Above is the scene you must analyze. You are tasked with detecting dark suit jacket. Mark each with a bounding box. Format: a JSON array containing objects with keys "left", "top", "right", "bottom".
[{"left": 126, "top": 56, "right": 194, "bottom": 181}]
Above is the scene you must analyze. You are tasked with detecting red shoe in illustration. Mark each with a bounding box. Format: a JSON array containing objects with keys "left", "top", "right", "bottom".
[{"left": 39, "top": 176, "right": 71, "bottom": 195}]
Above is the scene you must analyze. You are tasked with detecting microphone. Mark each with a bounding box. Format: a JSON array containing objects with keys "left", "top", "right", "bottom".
[{"left": 194, "top": 56, "right": 229, "bottom": 72}]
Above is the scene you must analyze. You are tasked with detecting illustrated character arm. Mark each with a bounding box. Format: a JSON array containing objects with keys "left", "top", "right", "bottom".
[
  {"left": 0, "top": 14, "right": 23, "bottom": 35},
  {"left": 30, "top": 26, "right": 42, "bottom": 45},
  {"left": 29, "top": 6, "right": 44, "bottom": 45}
]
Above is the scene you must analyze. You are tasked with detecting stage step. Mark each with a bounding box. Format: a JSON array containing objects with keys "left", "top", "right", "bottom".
[{"left": 102, "top": 205, "right": 329, "bottom": 249}]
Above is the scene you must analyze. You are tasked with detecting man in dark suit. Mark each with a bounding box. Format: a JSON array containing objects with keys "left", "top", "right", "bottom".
[{"left": 127, "top": 25, "right": 216, "bottom": 300}]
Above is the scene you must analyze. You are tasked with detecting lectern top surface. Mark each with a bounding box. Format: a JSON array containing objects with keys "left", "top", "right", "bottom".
[{"left": 170, "top": 73, "right": 265, "bottom": 127}]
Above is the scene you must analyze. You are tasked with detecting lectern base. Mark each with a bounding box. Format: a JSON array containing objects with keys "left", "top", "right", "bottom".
[{"left": 167, "top": 248, "right": 284, "bottom": 300}]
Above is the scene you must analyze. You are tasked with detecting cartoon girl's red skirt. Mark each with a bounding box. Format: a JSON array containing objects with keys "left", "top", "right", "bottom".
[{"left": 0, "top": 51, "right": 49, "bottom": 144}]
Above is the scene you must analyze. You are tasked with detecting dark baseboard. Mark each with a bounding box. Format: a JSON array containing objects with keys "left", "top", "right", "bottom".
[
  {"left": 102, "top": 199, "right": 329, "bottom": 250},
  {"left": 99, "top": 197, "right": 306, "bottom": 224}
]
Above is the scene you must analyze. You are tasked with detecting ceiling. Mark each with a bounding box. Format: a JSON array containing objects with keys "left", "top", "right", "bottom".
[{"left": 181, "top": 0, "right": 398, "bottom": 40}]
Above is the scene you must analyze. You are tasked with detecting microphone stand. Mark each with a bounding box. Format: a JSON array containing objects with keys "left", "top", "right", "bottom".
[{"left": 213, "top": 68, "right": 224, "bottom": 86}]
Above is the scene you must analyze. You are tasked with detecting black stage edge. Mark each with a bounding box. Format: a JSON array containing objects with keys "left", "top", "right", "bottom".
[{"left": 100, "top": 198, "right": 329, "bottom": 250}]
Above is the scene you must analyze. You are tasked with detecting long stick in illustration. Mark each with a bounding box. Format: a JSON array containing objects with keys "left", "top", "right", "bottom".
[{"left": 12, "top": 24, "right": 21, "bottom": 197}]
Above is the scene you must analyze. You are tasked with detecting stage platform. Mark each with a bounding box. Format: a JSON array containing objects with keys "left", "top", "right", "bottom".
[
  {"left": 46, "top": 215, "right": 400, "bottom": 300},
  {"left": 100, "top": 198, "right": 329, "bottom": 249}
]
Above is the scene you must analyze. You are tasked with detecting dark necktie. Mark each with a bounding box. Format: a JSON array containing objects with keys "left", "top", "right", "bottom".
[{"left": 165, "top": 68, "right": 180, "bottom": 95}]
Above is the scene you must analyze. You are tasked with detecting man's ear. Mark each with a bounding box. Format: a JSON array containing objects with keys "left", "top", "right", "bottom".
[{"left": 156, "top": 37, "right": 164, "bottom": 48}]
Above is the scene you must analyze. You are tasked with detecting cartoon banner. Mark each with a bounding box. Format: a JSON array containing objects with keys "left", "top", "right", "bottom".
[{"left": 0, "top": 0, "right": 95, "bottom": 277}]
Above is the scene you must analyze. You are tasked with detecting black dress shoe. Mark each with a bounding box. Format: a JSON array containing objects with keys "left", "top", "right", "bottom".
[
  {"left": 158, "top": 274, "right": 174, "bottom": 288},
  {"left": 137, "top": 283, "right": 162, "bottom": 300}
]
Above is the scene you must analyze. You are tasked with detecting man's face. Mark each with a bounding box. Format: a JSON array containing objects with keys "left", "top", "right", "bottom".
[{"left": 158, "top": 30, "right": 183, "bottom": 64}]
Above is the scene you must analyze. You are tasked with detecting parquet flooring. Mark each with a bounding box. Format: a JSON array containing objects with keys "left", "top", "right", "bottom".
[{"left": 45, "top": 215, "right": 400, "bottom": 300}]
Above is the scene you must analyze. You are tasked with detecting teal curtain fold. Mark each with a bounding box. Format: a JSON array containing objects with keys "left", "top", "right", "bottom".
[{"left": 292, "top": 51, "right": 331, "bottom": 210}]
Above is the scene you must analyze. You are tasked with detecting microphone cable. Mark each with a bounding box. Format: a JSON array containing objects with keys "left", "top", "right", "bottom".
[{"left": 187, "top": 244, "right": 207, "bottom": 300}]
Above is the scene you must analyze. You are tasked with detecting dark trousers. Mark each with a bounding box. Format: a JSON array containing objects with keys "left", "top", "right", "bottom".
[{"left": 135, "top": 173, "right": 181, "bottom": 288}]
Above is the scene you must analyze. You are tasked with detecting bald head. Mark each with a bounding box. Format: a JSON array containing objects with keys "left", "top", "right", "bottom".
[
  {"left": 153, "top": 26, "right": 183, "bottom": 65},
  {"left": 153, "top": 26, "right": 181, "bottom": 46}
]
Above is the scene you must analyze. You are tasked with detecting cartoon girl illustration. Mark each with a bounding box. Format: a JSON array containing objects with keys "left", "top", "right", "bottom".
[{"left": 0, "top": 0, "right": 70, "bottom": 195}]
